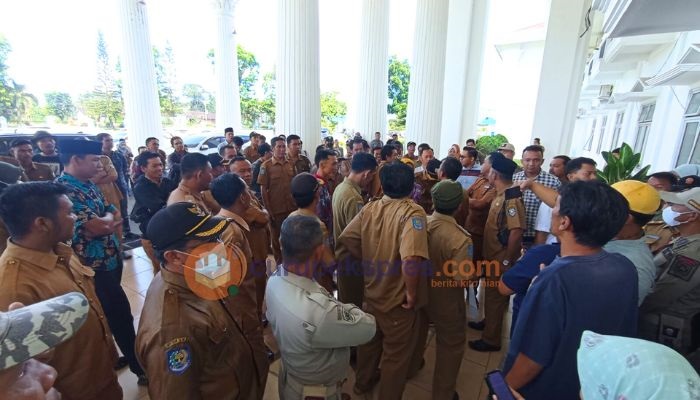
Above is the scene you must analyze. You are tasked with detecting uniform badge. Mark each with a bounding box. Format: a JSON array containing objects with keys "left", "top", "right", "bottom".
[
  {"left": 166, "top": 343, "right": 192, "bottom": 375},
  {"left": 668, "top": 255, "right": 700, "bottom": 282},
  {"left": 412, "top": 217, "right": 424, "bottom": 230},
  {"left": 507, "top": 207, "right": 516, "bottom": 217}
]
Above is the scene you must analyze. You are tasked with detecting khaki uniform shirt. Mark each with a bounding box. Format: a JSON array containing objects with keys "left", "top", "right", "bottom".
[
  {"left": 289, "top": 154, "right": 312, "bottom": 175},
  {"left": 332, "top": 177, "right": 364, "bottom": 247},
  {"left": 243, "top": 192, "right": 272, "bottom": 265},
  {"left": 466, "top": 176, "right": 496, "bottom": 235},
  {"left": 266, "top": 267, "right": 376, "bottom": 394},
  {"left": 201, "top": 190, "right": 221, "bottom": 215},
  {"left": 244, "top": 145, "right": 261, "bottom": 163},
  {"left": 0, "top": 241, "right": 121, "bottom": 400},
  {"left": 369, "top": 162, "right": 387, "bottom": 199},
  {"left": 257, "top": 157, "right": 297, "bottom": 216},
  {"left": 337, "top": 196, "right": 430, "bottom": 313},
  {"left": 136, "top": 269, "right": 260, "bottom": 400},
  {"left": 428, "top": 213, "right": 474, "bottom": 282},
  {"left": 645, "top": 212, "right": 676, "bottom": 254},
  {"left": 642, "top": 234, "right": 700, "bottom": 318},
  {"left": 217, "top": 209, "right": 269, "bottom": 386},
  {"left": 289, "top": 209, "right": 336, "bottom": 270},
  {"left": 96, "top": 155, "right": 123, "bottom": 208},
  {"left": 453, "top": 188, "right": 471, "bottom": 228},
  {"left": 167, "top": 182, "right": 210, "bottom": 212},
  {"left": 414, "top": 171, "right": 439, "bottom": 214},
  {"left": 483, "top": 189, "right": 525, "bottom": 261},
  {"left": 0, "top": 155, "right": 54, "bottom": 182}
]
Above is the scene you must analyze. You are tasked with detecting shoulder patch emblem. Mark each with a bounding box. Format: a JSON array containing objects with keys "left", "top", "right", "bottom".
[
  {"left": 412, "top": 217, "right": 424, "bottom": 230},
  {"left": 668, "top": 255, "right": 700, "bottom": 282},
  {"left": 166, "top": 343, "right": 192, "bottom": 375},
  {"left": 507, "top": 207, "right": 517, "bottom": 217}
]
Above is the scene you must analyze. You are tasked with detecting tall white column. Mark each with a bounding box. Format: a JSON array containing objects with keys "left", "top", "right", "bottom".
[
  {"left": 440, "top": 0, "right": 490, "bottom": 156},
  {"left": 531, "top": 0, "right": 592, "bottom": 156},
  {"left": 356, "top": 0, "right": 390, "bottom": 138},
  {"left": 405, "top": 0, "right": 449, "bottom": 154},
  {"left": 117, "top": 0, "right": 163, "bottom": 148},
  {"left": 276, "top": 0, "right": 321, "bottom": 152},
  {"left": 214, "top": 0, "right": 242, "bottom": 132}
]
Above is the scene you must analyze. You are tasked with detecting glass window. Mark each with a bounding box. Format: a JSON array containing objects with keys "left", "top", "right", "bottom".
[
  {"left": 676, "top": 121, "right": 700, "bottom": 166},
  {"left": 610, "top": 112, "right": 624, "bottom": 150},
  {"left": 686, "top": 92, "right": 700, "bottom": 116},
  {"left": 596, "top": 116, "right": 608, "bottom": 153},
  {"left": 585, "top": 119, "right": 596, "bottom": 151}
]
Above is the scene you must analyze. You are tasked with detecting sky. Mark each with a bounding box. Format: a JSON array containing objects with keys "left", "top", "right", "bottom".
[{"left": 2, "top": 0, "right": 549, "bottom": 140}]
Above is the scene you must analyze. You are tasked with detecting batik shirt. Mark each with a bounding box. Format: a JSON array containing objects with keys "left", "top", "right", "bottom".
[
  {"left": 56, "top": 173, "right": 120, "bottom": 271},
  {"left": 314, "top": 174, "right": 334, "bottom": 250}
]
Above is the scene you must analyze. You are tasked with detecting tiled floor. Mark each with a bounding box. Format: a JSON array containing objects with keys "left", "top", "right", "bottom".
[{"left": 117, "top": 247, "right": 511, "bottom": 400}]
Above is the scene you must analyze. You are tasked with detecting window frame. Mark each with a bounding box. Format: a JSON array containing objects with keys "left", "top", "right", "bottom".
[{"left": 676, "top": 91, "right": 700, "bottom": 166}]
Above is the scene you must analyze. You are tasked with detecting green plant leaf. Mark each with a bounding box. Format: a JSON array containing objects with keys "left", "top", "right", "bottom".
[
  {"left": 619, "top": 143, "right": 633, "bottom": 167},
  {"left": 596, "top": 170, "right": 609, "bottom": 183},
  {"left": 601, "top": 151, "right": 613, "bottom": 165},
  {"left": 631, "top": 165, "right": 651, "bottom": 182}
]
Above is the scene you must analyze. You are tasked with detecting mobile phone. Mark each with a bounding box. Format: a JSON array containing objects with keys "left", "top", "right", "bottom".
[{"left": 485, "top": 370, "right": 516, "bottom": 400}]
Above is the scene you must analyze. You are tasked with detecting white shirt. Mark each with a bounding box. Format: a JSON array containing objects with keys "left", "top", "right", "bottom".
[{"left": 534, "top": 201, "right": 557, "bottom": 244}]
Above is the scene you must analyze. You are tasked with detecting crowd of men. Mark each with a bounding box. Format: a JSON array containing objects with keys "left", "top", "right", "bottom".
[{"left": 0, "top": 128, "right": 698, "bottom": 399}]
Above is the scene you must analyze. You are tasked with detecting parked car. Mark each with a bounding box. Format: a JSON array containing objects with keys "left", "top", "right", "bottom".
[
  {"left": 0, "top": 132, "right": 98, "bottom": 156},
  {"left": 182, "top": 134, "right": 251, "bottom": 155}
]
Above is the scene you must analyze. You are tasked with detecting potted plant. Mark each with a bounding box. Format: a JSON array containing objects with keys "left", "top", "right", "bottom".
[{"left": 596, "top": 142, "right": 651, "bottom": 184}]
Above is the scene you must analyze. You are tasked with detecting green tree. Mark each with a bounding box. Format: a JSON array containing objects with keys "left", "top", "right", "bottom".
[
  {"left": 237, "top": 45, "right": 259, "bottom": 100},
  {"left": 153, "top": 43, "right": 182, "bottom": 117},
  {"left": 0, "top": 35, "right": 12, "bottom": 121},
  {"left": 320, "top": 91, "right": 347, "bottom": 132},
  {"left": 8, "top": 82, "right": 37, "bottom": 124},
  {"left": 45, "top": 92, "right": 75, "bottom": 121},
  {"left": 80, "top": 31, "right": 123, "bottom": 128},
  {"left": 388, "top": 56, "right": 410, "bottom": 130},
  {"left": 182, "top": 83, "right": 206, "bottom": 112},
  {"left": 475, "top": 134, "right": 509, "bottom": 156}
]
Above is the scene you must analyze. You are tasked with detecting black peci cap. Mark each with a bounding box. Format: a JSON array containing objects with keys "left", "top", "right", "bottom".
[{"left": 147, "top": 202, "right": 230, "bottom": 251}]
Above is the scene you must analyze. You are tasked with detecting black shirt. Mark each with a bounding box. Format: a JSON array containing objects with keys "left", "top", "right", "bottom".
[
  {"left": 132, "top": 175, "right": 177, "bottom": 238},
  {"left": 32, "top": 153, "right": 62, "bottom": 175}
]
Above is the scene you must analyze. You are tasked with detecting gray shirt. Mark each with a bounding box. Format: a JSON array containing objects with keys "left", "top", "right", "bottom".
[
  {"left": 604, "top": 238, "right": 655, "bottom": 305},
  {"left": 266, "top": 267, "right": 376, "bottom": 386}
]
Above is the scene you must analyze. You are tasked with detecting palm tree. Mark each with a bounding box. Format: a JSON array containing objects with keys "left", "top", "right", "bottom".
[{"left": 9, "top": 81, "right": 37, "bottom": 124}]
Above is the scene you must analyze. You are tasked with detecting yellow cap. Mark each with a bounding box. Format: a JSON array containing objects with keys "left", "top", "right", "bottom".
[{"left": 611, "top": 180, "right": 661, "bottom": 215}]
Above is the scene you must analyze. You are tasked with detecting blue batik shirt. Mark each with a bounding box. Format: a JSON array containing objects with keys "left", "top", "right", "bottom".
[{"left": 56, "top": 173, "right": 120, "bottom": 271}]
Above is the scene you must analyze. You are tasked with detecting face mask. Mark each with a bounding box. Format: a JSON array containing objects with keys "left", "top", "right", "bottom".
[{"left": 662, "top": 207, "right": 693, "bottom": 227}]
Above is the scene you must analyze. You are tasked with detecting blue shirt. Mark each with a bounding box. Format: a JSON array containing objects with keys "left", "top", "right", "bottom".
[
  {"left": 56, "top": 173, "right": 119, "bottom": 271},
  {"left": 603, "top": 238, "right": 655, "bottom": 305},
  {"left": 501, "top": 243, "right": 560, "bottom": 334},
  {"left": 504, "top": 250, "right": 638, "bottom": 400}
]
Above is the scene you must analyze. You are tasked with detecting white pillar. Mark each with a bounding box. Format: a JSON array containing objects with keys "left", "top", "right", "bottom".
[
  {"left": 356, "top": 0, "right": 390, "bottom": 139},
  {"left": 117, "top": 0, "right": 163, "bottom": 148},
  {"left": 214, "top": 0, "right": 242, "bottom": 132},
  {"left": 276, "top": 0, "right": 321, "bottom": 152},
  {"left": 531, "top": 0, "right": 592, "bottom": 156},
  {"left": 405, "top": 0, "right": 449, "bottom": 154},
  {"left": 439, "top": 0, "right": 490, "bottom": 156}
]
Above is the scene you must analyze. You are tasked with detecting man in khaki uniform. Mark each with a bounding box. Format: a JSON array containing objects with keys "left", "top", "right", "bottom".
[
  {"left": 0, "top": 162, "right": 22, "bottom": 255},
  {"left": 167, "top": 153, "right": 214, "bottom": 211},
  {"left": 287, "top": 134, "right": 312, "bottom": 174},
  {"left": 0, "top": 182, "right": 123, "bottom": 400},
  {"left": 426, "top": 180, "right": 474, "bottom": 399},
  {"left": 640, "top": 188, "right": 700, "bottom": 353},
  {"left": 230, "top": 156, "right": 272, "bottom": 321},
  {"left": 267, "top": 216, "right": 376, "bottom": 400},
  {"left": 437, "top": 157, "right": 470, "bottom": 227},
  {"left": 258, "top": 137, "right": 297, "bottom": 262},
  {"left": 2, "top": 139, "right": 54, "bottom": 182},
  {"left": 413, "top": 158, "right": 441, "bottom": 214},
  {"left": 136, "top": 202, "right": 261, "bottom": 399},
  {"left": 289, "top": 173, "right": 336, "bottom": 292},
  {"left": 244, "top": 132, "right": 261, "bottom": 163},
  {"left": 333, "top": 153, "right": 377, "bottom": 307},
  {"left": 469, "top": 152, "right": 525, "bottom": 352},
  {"left": 368, "top": 145, "right": 398, "bottom": 199},
  {"left": 211, "top": 174, "right": 270, "bottom": 395},
  {"left": 338, "top": 161, "right": 429, "bottom": 400}
]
